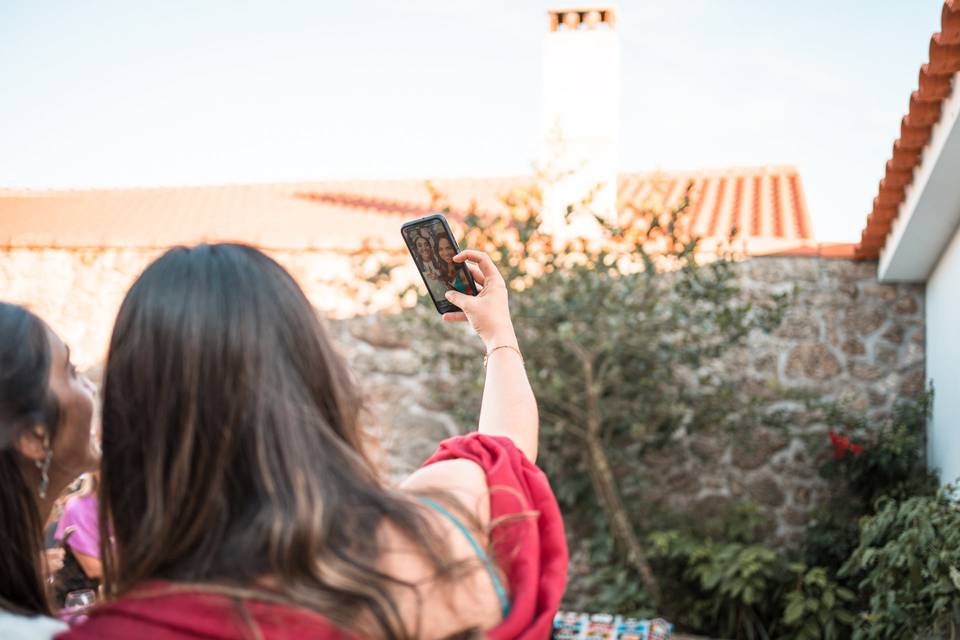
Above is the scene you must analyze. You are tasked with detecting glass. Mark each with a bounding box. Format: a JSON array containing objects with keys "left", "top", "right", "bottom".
[{"left": 62, "top": 588, "right": 97, "bottom": 624}]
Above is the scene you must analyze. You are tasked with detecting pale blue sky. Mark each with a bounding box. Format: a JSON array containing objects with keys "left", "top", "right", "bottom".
[{"left": 0, "top": 1, "right": 946, "bottom": 241}]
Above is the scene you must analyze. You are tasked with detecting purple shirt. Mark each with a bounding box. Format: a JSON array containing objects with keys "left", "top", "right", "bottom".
[{"left": 54, "top": 494, "right": 100, "bottom": 558}]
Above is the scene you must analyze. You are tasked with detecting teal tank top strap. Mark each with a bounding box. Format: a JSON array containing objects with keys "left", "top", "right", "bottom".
[{"left": 417, "top": 496, "right": 511, "bottom": 619}]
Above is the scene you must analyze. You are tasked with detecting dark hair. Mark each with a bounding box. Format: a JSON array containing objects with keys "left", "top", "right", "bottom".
[
  {"left": 435, "top": 236, "right": 458, "bottom": 281},
  {"left": 100, "top": 244, "right": 468, "bottom": 638},
  {"left": 0, "top": 302, "right": 59, "bottom": 615}
]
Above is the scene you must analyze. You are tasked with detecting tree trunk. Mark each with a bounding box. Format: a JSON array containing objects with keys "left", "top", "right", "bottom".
[{"left": 574, "top": 344, "right": 663, "bottom": 605}]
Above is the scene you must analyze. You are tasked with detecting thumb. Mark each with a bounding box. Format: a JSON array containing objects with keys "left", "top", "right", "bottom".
[{"left": 444, "top": 290, "right": 472, "bottom": 311}]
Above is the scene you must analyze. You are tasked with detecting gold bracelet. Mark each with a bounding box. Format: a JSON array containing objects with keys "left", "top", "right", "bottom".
[{"left": 483, "top": 344, "right": 524, "bottom": 368}]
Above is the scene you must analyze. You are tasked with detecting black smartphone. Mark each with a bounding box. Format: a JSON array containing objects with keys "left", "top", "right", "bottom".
[{"left": 401, "top": 213, "right": 478, "bottom": 314}]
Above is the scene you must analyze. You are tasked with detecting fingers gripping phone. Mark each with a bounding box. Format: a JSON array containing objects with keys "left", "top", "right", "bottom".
[{"left": 401, "top": 213, "right": 478, "bottom": 314}]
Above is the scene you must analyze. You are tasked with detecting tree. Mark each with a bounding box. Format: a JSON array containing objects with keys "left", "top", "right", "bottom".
[{"left": 385, "top": 178, "right": 785, "bottom": 607}]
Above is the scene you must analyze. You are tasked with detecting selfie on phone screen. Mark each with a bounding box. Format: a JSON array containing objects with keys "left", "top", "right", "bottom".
[{"left": 403, "top": 220, "right": 477, "bottom": 305}]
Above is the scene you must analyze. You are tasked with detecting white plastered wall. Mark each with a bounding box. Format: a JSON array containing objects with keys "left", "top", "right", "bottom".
[{"left": 926, "top": 224, "right": 960, "bottom": 484}]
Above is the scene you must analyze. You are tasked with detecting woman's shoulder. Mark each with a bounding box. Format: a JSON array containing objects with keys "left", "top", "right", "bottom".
[
  {"left": 409, "top": 433, "right": 569, "bottom": 640},
  {"left": 56, "top": 586, "right": 355, "bottom": 640},
  {"left": 0, "top": 611, "right": 68, "bottom": 640},
  {"left": 56, "top": 494, "right": 97, "bottom": 529}
]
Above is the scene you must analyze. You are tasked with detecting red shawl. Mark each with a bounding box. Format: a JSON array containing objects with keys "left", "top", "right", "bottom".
[
  {"left": 421, "top": 434, "right": 568, "bottom": 639},
  {"left": 57, "top": 434, "right": 567, "bottom": 639}
]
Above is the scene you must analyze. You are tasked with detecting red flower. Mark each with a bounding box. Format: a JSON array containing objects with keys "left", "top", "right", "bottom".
[{"left": 829, "top": 430, "right": 864, "bottom": 459}]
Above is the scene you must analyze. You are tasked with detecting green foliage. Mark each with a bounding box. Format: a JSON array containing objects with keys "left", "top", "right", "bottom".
[
  {"left": 650, "top": 530, "right": 783, "bottom": 639},
  {"left": 388, "top": 181, "right": 786, "bottom": 609},
  {"left": 648, "top": 528, "right": 856, "bottom": 640},
  {"left": 821, "top": 396, "right": 937, "bottom": 507},
  {"left": 571, "top": 534, "right": 656, "bottom": 620},
  {"left": 804, "top": 395, "right": 937, "bottom": 576},
  {"left": 378, "top": 183, "right": 943, "bottom": 639},
  {"left": 781, "top": 566, "right": 857, "bottom": 640},
  {"left": 841, "top": 488, "right": 960, "bottom": 639}
]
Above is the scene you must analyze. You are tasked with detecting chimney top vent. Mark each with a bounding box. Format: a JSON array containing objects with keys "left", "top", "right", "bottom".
[{"left": 548, "top": 6, "right": 616, "bottom": 32}]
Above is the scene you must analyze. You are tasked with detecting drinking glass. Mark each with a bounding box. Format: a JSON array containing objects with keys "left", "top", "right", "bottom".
[{"left": 62, "top": 588, "right": 97, "bottom": 624}]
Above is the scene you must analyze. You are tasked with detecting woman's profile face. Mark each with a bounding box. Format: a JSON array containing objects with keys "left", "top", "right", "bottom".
[
  {"left": 45, "top": 329, "right": 99, "bottom": 478},
  {"left": 437, "top": 237, "right": 456, "bottom": 265}
]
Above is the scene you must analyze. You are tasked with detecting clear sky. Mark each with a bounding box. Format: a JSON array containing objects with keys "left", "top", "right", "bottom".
[{"left": 0, "top": 0, "right": 947, "bottom": 241}]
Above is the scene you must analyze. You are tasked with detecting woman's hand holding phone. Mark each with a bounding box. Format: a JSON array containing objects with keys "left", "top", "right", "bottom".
[
  {"left": 441, "top": 250, "right": 517, "bottom": 350},
  {"left": 444, "top": 249, "right": 537, "bottom": 462}
]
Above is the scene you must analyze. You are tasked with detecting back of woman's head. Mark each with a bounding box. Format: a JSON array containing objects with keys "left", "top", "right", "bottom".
[
  {"left": 0, "top": 302, "right": 58, "bottom": 615},
  {"left": 101, "top": 244, "right": 446, "bottom": 636}
]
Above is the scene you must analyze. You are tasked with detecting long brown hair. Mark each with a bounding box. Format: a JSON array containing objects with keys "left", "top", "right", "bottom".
[
  {"left": 0, "top": 302, "right": 60, "bottom": 615},
  {"left": 100, "top": 244, "right": 470, "bottom": 638}
]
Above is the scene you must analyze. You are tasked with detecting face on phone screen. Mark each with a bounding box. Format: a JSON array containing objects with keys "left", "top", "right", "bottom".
[{"left": 403, "top": 221, "right": 477, "bottom": 311}]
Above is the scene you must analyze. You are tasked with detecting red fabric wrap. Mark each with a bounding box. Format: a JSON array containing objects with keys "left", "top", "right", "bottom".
[
  {"left": 422, "top": 433, "right": 568, "bottom": 640},
  {"left": 56, "top": 588, "right": 355, "bottom": 639}
]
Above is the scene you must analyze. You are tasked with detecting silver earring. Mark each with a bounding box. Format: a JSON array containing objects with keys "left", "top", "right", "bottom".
[{"left": 35, "top": 450, "right": 52, "bottom": 499}]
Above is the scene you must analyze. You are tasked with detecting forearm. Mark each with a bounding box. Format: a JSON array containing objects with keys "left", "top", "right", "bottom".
[
  {"left": 477, "top": 331, "right": 539, "bottom": 462},
  {"left": 73, "top": 550, "right": 103, "bottom": 579}
]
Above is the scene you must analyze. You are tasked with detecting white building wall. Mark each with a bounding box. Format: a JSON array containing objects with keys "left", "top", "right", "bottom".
[{"left": 927, "top": 225, "right": 960, "bottom": 484}]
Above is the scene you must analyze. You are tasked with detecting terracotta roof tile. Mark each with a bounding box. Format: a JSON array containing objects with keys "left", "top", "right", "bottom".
[
  {"left": 1, "top": 167, "right": 812, "bottom": 255},
  {"left": 749, "top": 175, "right": 762, "bottom": 236},
  {"left": 687, "top": 178, "right": 710, "bottom": 231},
  {"left": 947, "top": 9, "right": 960, "bottom": 41},
  {"left": 706, "top": 175, "right": 728, "bottom": 237},
  {"left": 857, "top": 1, "right": 960, "bottom": 259},
  {"left": 906, "top": 91, "right": 942, "bottom": 126},
  {"left": 757, "top": 242, "right": 858, "bottom": 259},
  {"left": 918, "top": 65, "right": 953, "bottom": 100},
  {"left": 929, "top": 35, "right": 960, "bottom": 73},
  {"left": 788, "top": 174, "right": 809, "bottom": 238}
]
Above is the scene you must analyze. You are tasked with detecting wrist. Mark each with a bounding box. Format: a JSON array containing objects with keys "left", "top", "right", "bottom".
[{"left": 483, "top": 327, "right": 518, "bottom": 351}]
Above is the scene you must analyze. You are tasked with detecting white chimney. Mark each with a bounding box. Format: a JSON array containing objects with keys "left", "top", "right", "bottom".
[{"left": 539, "top": 4, "right": 621, "bottom": 236}]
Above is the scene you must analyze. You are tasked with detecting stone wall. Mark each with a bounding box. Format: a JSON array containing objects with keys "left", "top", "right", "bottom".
[
  {"left": 337, "top": 256, "right": 927, "bottom": 544},
  {"left": 0, "top": 247, "right": 411, "bottom": 368},
  {"left": 0, "top": 248, "right": 926, "bottom": 541},
  {"left": 632, "top": 256, "right": 925, "bottom": 545}
]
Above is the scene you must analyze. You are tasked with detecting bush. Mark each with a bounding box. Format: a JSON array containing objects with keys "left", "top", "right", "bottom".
[
  {"left": 820, "top": 396, "right": 936, "bottom": 507},
  {"left": 385, "top": 181, "right": 785, "bottom": 606},
  {"left": 841, "top": 488, "right": 960, "bottom": 639},
  {"left": 804, "top": 396, "right": 937, "bottom": 577},
  {"left": 782, "top": 566, "right": 857, "bottom": 640},
  {"left": 649, "top": 528, "right": 855, "bottom": 640},
  {"left": 373, "top": 182, "right": 941, "bottom": 638}
]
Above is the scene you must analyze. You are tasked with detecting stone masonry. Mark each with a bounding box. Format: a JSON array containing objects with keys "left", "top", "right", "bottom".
[
  {"left": 633, "top": 256, "right": 925, "bottom": 545},
  {"left": 0, "top": 249, "right": 925, "bottom": 542}
]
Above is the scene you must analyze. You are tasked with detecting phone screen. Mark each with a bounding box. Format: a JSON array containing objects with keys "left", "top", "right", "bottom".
[{"left": 402, "top": 217, "right": 477, "bottom": 313}]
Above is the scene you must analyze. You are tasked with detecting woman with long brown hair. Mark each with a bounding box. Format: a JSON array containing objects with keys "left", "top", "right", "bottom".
[
  {"left": 0, "top": 303, "right": 99, "bottom": 637},
  {"left": 60, "top": 243, "right": 565, "bottom": 639},
  {"left": 435, "top": 236, "right": 476, "bottom": 295}
]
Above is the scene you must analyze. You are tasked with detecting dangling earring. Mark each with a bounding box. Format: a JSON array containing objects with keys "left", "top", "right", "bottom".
[{"left": 35, "top": 439, "right": 52, "bottom": 499}]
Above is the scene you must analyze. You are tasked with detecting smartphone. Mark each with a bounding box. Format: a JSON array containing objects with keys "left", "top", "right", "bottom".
[{"left": 401, "top": 213, "right": 478, "bottom": 314}]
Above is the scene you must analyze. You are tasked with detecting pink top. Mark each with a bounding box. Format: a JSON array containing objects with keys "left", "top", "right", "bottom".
[{"left": 55, "top": 494, "right": 100, "bottom": 558}]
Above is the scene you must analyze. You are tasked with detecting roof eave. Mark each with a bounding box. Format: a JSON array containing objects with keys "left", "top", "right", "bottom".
[{"left": 878, "top": 69, "right": 960, "bottom": 282}]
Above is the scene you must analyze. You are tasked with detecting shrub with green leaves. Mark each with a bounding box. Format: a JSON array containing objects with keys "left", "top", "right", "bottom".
[
  {"left": 648, "top": 529, "right": 855, "bottom": 640},
  {"left": 804, "top": 396, "right": 937, "bottom": 578},
  {"left": 841, "top": 488, "right": 960, "bottom": 639},
  {"left": 782, "top": 566, "right": 857, "bottom": 640},
  {"left": 383, "top": 182, "right": 785, "bottom": 607},
  {"left": 820, "top": 396, "right": 936, "bottom": 507}
]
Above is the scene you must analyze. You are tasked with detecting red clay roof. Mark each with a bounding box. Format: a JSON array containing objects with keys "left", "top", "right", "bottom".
[
  {"left": 857, "top": 0, "right": 960, "bottom": 260},
  {"left": 0, "top": 166, "right": 812, "bottom": 253}
]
